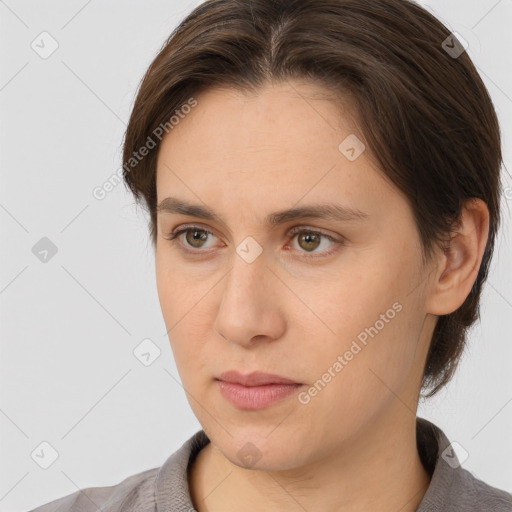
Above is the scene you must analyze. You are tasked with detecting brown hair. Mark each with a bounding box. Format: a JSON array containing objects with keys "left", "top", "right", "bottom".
[{"left": 122, "top": 0, "right": 503, "bottom": 397}]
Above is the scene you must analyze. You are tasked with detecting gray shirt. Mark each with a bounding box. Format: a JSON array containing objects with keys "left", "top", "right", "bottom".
[{"left": 28, "top": 418, "right": 512, "bottom": 511}]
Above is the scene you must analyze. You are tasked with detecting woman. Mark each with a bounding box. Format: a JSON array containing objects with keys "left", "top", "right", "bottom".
[{"left": 30, "top": 0, "right": 512, "bottom": 510}]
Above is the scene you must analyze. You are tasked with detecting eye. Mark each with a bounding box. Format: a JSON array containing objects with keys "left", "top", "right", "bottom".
[
  {"left": 286, "top": 227, "right": 341, "bottom": 258},
  {"left": 165, "top": 226, "right": 219, "bottom": 252},
  {"left": 164, "top": 225, "right": 343, "bottom": 258}
]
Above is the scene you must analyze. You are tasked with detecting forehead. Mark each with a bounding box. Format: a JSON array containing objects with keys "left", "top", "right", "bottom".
[
  {"left": 158, "top": 80, "right": 356, "bottom": 161},
  {"left": 155, "top": 81, "right": 399, "bottom": 221}
]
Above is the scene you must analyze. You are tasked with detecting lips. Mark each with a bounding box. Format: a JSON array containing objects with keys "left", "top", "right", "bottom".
[
  {"left": 215, "top": 371, "right": 303, "bottom": 410},
  {"left": 216, "top": 370, "right": 301, "bottom": 386}
]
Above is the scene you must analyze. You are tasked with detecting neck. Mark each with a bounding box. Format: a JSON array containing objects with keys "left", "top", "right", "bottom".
[{"left": 189, "top": 412, "right": 432, "bottom": 512}]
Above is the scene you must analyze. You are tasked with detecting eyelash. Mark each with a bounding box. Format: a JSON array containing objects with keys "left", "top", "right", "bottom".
[{"left": 164, "top": 224, "right": 343, "bottom": 259}]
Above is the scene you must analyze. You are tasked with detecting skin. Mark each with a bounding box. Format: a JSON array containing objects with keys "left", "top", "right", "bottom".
[{"left": 154, "top": 80, "right": 489, "bottom": 512}]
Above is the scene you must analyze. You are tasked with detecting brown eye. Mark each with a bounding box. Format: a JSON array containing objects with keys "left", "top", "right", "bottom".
[
  {"left": 166, "top": 226, "right": 218, "bottom": 251},
  {"left": 297, "top": 232, "right": 321, "bottom": 252},
  {"left": 184, "top": 229, "right": 209, "bottom": 248},
  {"left": 166, "top": 225, "right": 343, "bottom": 259},
  {"left": 287, "top": 227, "right": 342, "bottom": 259}
]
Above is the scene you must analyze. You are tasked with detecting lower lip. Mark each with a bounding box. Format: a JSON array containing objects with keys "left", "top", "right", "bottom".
[{"left": 216, "top": 380, "right": 303, "bottom": 410}]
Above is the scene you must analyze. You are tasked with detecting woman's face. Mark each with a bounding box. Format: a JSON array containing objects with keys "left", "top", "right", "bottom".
[{"left": 155, "top": 80, "right": 438, "bottom": 470}]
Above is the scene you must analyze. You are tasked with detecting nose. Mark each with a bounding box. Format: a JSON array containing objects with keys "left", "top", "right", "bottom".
[{"left": 213, "top": 247, "right": 286, "bottom": 349}]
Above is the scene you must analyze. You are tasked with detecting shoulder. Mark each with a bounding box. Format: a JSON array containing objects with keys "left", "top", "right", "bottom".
[
  {"left": 26, "top": 429, "right": 210, "bottom": 512},
  {"left": 416, "top": 418, "right": 512, "bottom": 512},
  {"left": 27, "top": 467, "right": 159, "bottom": 512},
  {"left": 451, "top": 467, "right": 512, "bottom": 511}
]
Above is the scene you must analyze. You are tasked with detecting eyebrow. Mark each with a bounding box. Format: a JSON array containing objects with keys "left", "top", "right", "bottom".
[{"left": 156, "top": 197, "right": 369, "bottom": 226}]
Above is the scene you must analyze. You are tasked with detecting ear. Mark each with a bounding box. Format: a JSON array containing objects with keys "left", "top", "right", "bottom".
[{"left": 426, "top": 198, "right": 490, "bottom": 316}]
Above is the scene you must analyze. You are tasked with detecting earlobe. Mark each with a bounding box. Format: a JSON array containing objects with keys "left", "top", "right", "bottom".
[{"left": 426, "top": 198, "right": 489, "bottom": 316}]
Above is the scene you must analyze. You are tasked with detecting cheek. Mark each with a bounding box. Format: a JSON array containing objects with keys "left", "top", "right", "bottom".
[
  {"left": 156, "top": 254, "right": 216, "bottom": 377},
  {"left": 299, "top": 247, "right": 423, "bottom": 391},
  {"left": 155, "top": 249, "right": 208, "bottom": 325}
]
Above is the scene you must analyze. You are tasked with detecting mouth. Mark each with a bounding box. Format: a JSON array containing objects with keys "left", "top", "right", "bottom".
[{"left": 215, "top": 370, "right": 304, "bottom": 410}]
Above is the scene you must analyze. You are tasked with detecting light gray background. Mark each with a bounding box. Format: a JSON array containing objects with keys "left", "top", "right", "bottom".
[{"left": 1, "top": 1, "right": 511, "bottom": 511}]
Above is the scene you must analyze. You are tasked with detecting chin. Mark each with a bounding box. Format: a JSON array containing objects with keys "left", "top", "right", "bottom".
[{"left": 212, "top": 424, "right": 310, "bottom": 471}]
